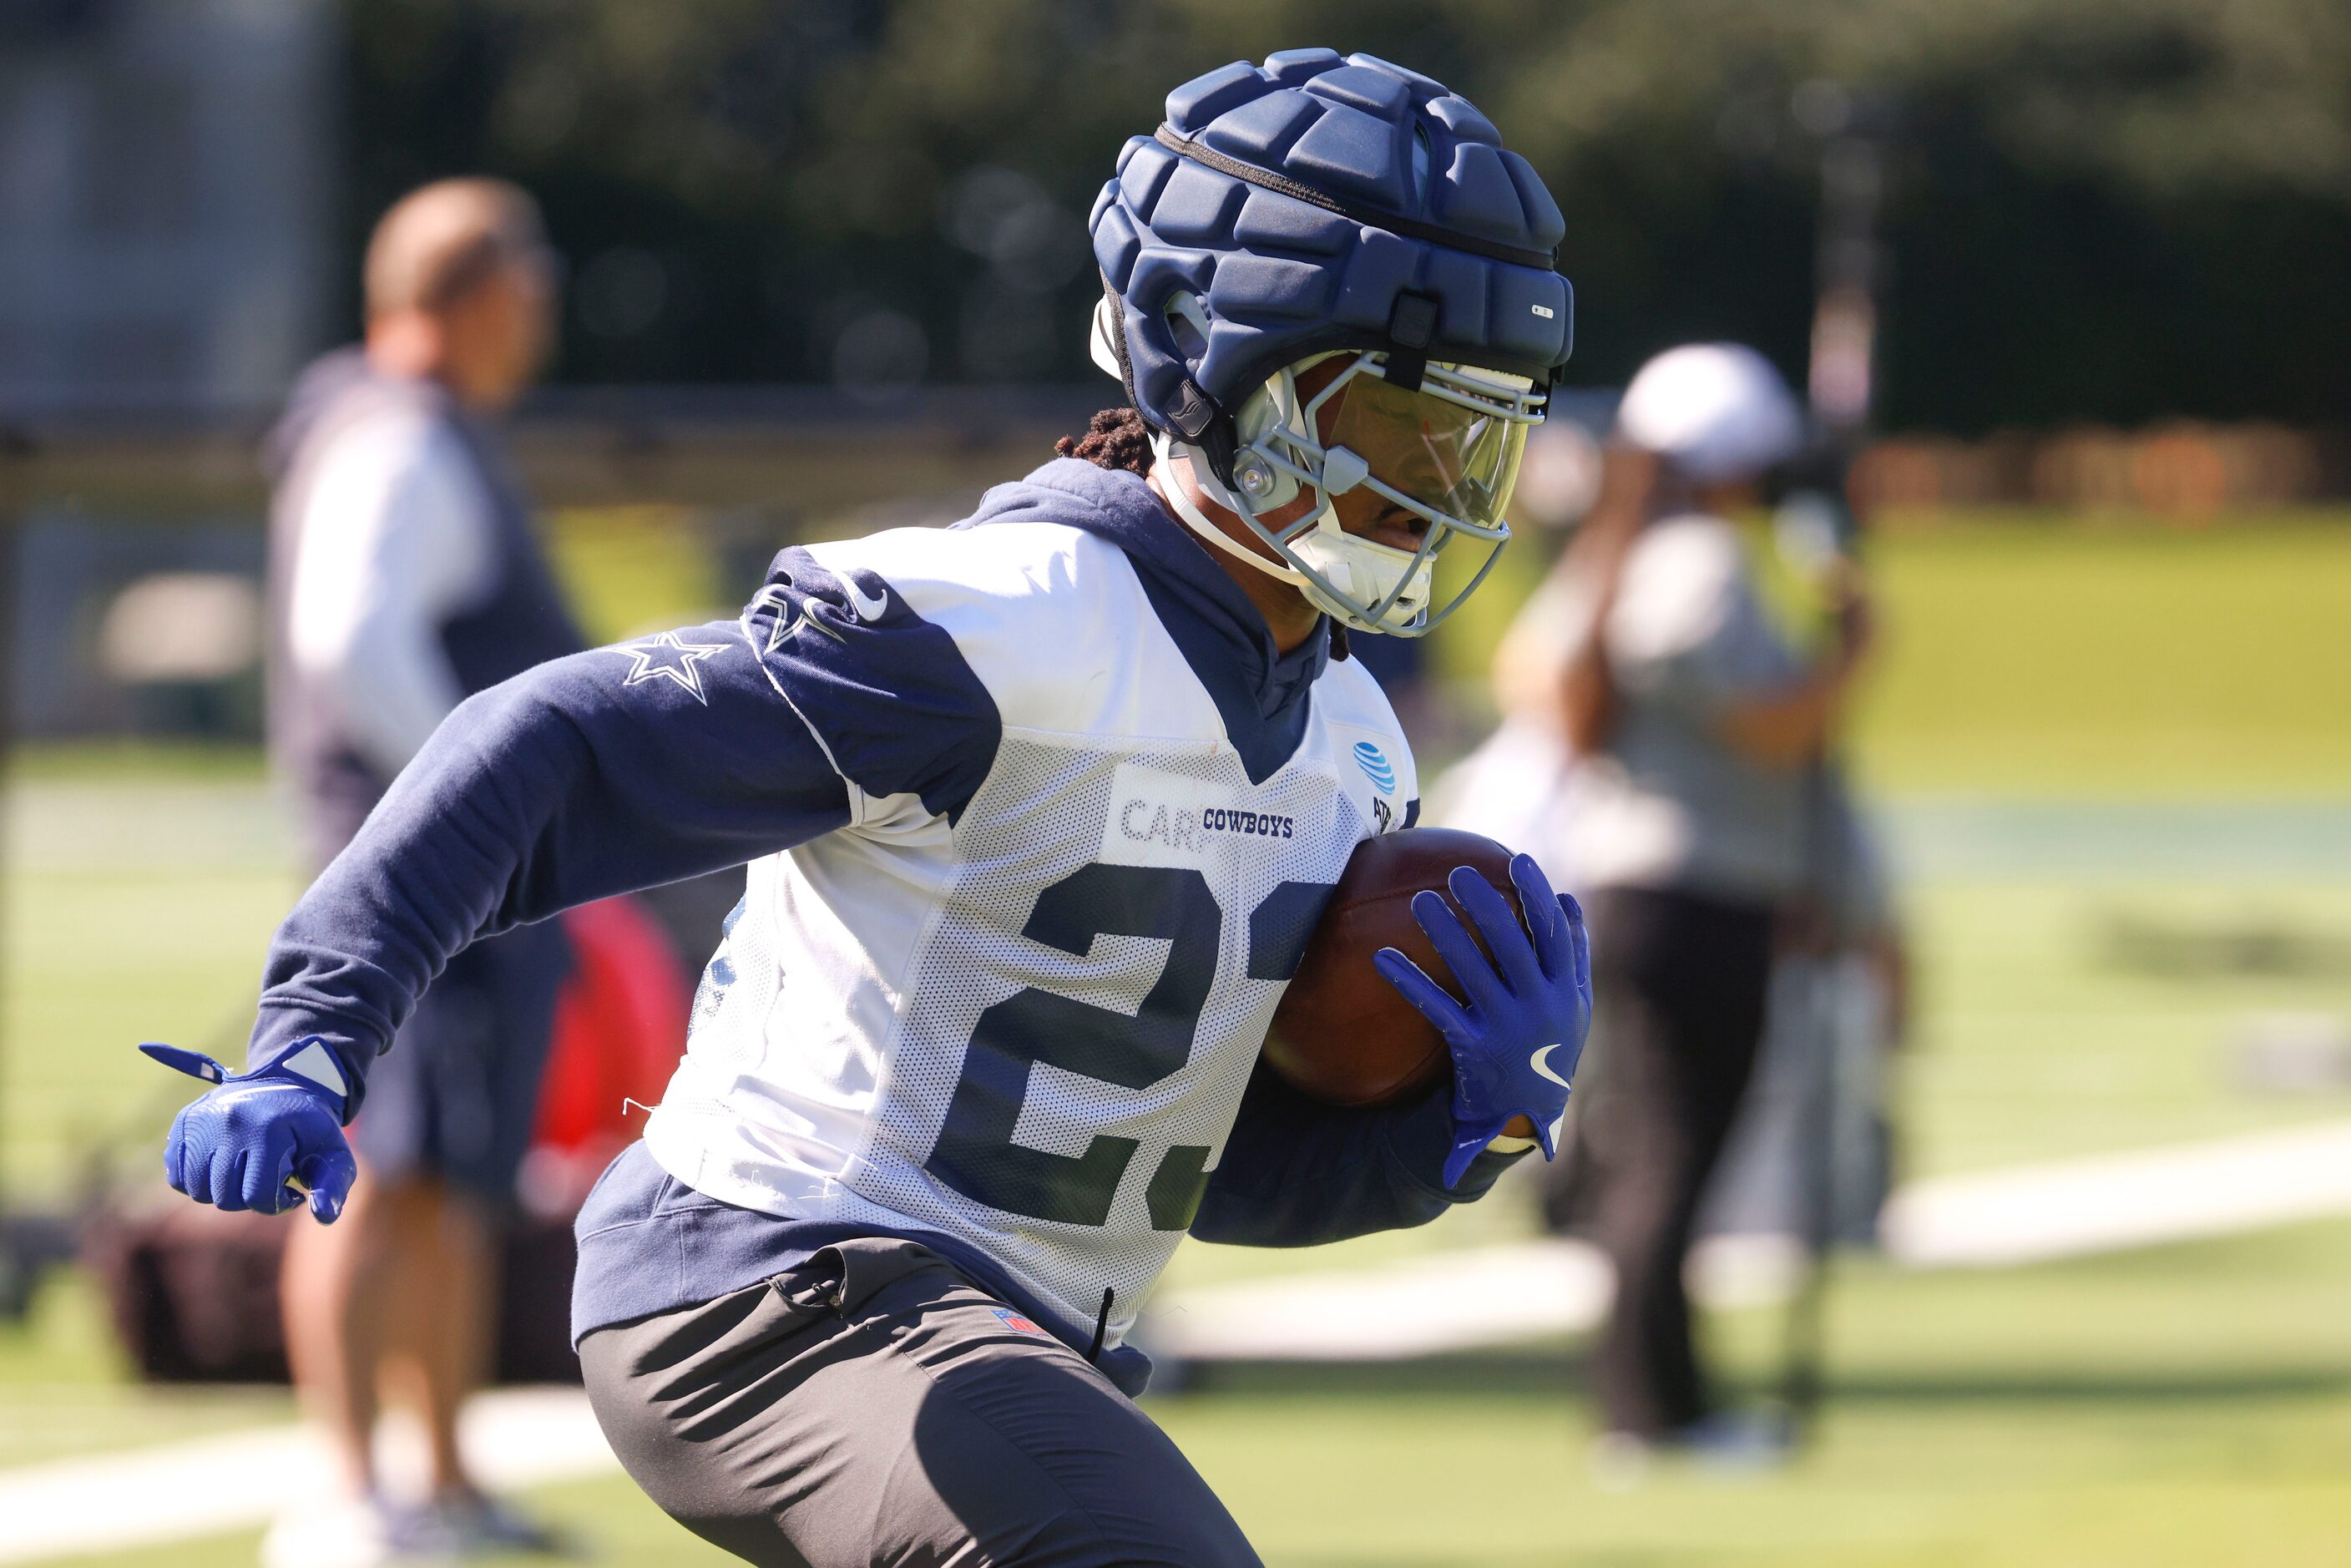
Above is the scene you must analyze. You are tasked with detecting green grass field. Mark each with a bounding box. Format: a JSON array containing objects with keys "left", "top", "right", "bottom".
[
  {"left": 1848, "top": 515, "right": 2351, "bottom": 797},
  {"left": 1426, "top": 508, "right": 2351, "bottom": 798},
  {"left": 21, "top": 1221, "right": 2351, "bottom": 1567},
  {"left": 3, "top": 514, "right": 2348, "bottom": 1565}
]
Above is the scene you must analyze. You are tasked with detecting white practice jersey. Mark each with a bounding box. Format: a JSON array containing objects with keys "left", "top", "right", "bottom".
[{"left": 640, "top": 514, "right": 1417, "bottom": 1343}]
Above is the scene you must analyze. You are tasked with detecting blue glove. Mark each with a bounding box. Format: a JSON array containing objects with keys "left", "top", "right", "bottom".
[
  {"left": 1372, "top": 854, "right": 1593, "bottom": 1188},
  {"left": 144, "top": 1039, "right": 358, "bottom": 1223}
]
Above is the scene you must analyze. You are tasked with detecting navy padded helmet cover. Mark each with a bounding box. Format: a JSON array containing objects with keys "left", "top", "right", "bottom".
[{"left": 1090, "top": 48, "right": 1573, "bottom": 429}]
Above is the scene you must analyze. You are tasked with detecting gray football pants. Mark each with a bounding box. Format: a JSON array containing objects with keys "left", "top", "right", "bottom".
[{"left": 578, "top": 1237, "right": 1261, "bottom": 1567}]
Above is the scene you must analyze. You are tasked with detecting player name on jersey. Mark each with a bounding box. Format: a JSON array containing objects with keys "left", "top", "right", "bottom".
[{"left": 1108, "top": 763, "right": 1303, "bottom": 864}]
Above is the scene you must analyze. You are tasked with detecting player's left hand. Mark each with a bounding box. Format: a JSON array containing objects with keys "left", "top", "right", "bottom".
[{"left": 1372, "top": 854, "right": 1592, "bottom": 1188}]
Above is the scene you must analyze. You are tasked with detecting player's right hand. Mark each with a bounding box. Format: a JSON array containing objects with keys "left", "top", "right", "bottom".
[{"left": 144, "top": 1042, "right": 357, "bottom": 1223}]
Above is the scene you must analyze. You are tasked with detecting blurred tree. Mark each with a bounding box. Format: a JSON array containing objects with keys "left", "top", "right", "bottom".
[
  {"left": 341, "top": 0, "right": 2351, "bottom": 432},
  {"left": 1481, "top": 0, "right": 2351, "bottom": 428}
]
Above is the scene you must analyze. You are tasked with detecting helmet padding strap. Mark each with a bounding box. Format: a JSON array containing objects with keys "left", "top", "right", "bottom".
[{"left": 1382, "top": 293, "right": 1438, "bottom": 395}]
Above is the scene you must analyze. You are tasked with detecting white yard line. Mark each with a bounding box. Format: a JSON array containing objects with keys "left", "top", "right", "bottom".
[
  {"left": 1878, "top": 1116, "right": 2351, "bottom": 1268},
  {"left": 0, "top": 1388, "right": 618, "bottom": 1565},
  {"left": 1139, "top": 1238, "right": 1615, "bottom": 1363},
  {"left": 8, "top": 1116, "right": 2351, "bottom": 1563},
  {"left": 1143, "top": 1115, "right": 2351, "bottom": 1363}
]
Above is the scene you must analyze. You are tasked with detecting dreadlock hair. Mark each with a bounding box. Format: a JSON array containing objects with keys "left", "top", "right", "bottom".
[
  {"left": 1055, "top": 407, "right": 1155, "bottom": 476},
  {"left": 1061, "top": 402, "right": 1358, "bottom": 656}
]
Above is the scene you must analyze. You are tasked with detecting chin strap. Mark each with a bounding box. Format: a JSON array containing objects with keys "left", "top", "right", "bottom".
[
  {"left": 1150, "top": 433, "right": 1313, "bottom": 588},
  {"left": 1150, "top": 432, "right": 1438, "bottom": 636}
]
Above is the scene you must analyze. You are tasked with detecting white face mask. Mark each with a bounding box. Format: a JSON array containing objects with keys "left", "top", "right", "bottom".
[
  {"left": 1150, "top": 425, "right": 1449, "bottom": 633},
  {"left": 1090, "top": 293, "right": 1548, "bottom": 635},
  {"left": 1165, "top": 370, "right": 1542, "bottom": 636}
]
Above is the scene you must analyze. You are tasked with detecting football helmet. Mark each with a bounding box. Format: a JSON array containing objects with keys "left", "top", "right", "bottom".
[{"left": 1089, "top": 48, "right": 1575, "bottom": 634}]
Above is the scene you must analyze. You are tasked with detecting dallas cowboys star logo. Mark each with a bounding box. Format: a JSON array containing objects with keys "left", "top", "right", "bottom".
[{"left": 607, "top": 631, "right": 729, "bottom": 704}]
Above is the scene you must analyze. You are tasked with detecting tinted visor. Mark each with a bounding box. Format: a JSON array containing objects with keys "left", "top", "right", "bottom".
[{"left": 1317, "top": 368, "right": 1529, "bottom": 534}]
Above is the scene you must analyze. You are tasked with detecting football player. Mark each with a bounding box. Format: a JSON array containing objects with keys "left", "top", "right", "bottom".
[{"left": 149, "top": 50, "right": 1590, "bottom": 1565}]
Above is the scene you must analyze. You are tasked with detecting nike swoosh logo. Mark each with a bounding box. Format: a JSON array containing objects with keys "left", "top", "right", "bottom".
[
  {"left": 843, "top": 577, "right": 889, "bottom": 623},
  {"left": 1529, "top": 1043, "right": 1571, "bottom": 1089}
]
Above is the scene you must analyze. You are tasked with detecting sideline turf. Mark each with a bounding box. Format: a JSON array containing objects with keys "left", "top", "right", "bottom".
[
  {"left": 24, "top": 1219, "right": 2351, "bottom": 1567},
  {"left": 1430, "top": 511, "right": 2351, "bottom": 797},
  {"left": 1848, "top": 516, "right": 2351, "bottom": 797}
]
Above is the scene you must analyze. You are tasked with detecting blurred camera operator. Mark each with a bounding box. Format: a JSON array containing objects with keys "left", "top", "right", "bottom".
[
  {"left": 1547, "top": 344, "right": 1872, "bottom": 1470},
  {"left": 259, "top": 178, "right": 584, "bottom": 1563}
]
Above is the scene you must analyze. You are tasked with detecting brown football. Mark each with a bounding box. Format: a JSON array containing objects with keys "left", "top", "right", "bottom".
[{"left": 1261, "top": 827, "right": 1524, "bottom": 1107}]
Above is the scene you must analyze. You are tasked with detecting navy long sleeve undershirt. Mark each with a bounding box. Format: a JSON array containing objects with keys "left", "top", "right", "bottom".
[
  {"left": 1195, "top": 1067, "right": 1518, "bottom": 1247},
  {"left": 247, "top": 615, "right": 854, "bottom": 1112}
]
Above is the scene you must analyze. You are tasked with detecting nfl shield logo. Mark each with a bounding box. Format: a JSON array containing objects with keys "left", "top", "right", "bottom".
[{"left": 992, "top": 1307, "right": 1046, "bottom": 1336}]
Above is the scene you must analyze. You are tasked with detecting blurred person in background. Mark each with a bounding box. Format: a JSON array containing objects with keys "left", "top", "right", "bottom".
[
  {"left": 1426, "top": 417, "right": 1613, "bottom": 888},
  {"left": 258, "top": 177, "right": 584, "bottom": 1563},
  {"left": 1542, "top": 344, "right": 1873, "bottom": 1472},
  {"left": 1701, "top": 456, "right": 1912, "bottom": 1404}
]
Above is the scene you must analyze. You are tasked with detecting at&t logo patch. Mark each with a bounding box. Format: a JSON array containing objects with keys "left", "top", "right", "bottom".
[{"left": 1352, "top": 741, "right": 1397, "bottom": 796}]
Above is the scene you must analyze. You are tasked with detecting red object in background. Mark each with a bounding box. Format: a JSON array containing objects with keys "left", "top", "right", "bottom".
[
  {"left": 507, "top": 894, "right": 693, "bottom": 1374},
  {"left": 529, "top": 895, "right": 692, "bottom": 1183}
]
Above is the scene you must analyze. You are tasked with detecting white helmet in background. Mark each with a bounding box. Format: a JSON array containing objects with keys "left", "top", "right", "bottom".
[{"left": 1615, "top": 343, "right": 1804, "bottom": 483}]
